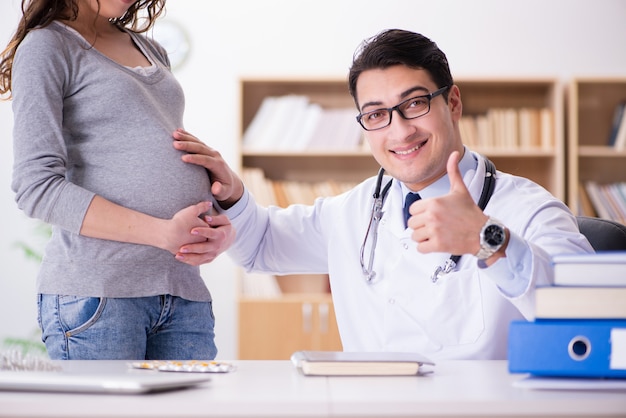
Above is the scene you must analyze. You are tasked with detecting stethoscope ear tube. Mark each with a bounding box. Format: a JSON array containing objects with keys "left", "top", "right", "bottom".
[{"left": 373, "top": 167, "right": 390, "bottom": 199}]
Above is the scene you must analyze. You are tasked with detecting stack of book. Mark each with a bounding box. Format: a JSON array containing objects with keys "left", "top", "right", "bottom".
[
  {"left": 242, "top": 95, "right": 364, "bottom": 152},
  {"left": 508, "top": 252, "right": 626, "bottom": 378},
  {"left": 458, "top": 107, "right": 554, "bottom": 150},
  {"left": 241, "top": 167, "right": 357, "bottom": 208}
]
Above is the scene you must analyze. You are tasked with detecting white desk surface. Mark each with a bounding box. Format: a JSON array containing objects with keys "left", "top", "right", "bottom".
[{"left": 0, "top": 360, "right": 625, "bottom": 418}]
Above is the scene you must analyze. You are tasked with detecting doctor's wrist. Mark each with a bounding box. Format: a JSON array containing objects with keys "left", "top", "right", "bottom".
[{"left": 479, "top": 227, "right": 509, "bottom": 267}]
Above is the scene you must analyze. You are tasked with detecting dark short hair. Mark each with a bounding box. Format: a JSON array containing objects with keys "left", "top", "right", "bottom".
[{"left": 348, "top": 29, "right": 454, "bottom": 107}]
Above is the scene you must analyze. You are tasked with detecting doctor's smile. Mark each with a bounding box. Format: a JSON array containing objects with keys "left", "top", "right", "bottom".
[{"left": 392, "top": 139, "right": 428, "bottom": 156}]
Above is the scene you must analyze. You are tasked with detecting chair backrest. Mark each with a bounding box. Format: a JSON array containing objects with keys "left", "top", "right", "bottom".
[{"left": 576, "top": 216, "right": 626, "bottom": 251}]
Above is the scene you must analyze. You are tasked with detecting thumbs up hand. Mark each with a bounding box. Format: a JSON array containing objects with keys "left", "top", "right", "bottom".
[{"left": 407, "top": 151, "right": 488, "bottom": 255}]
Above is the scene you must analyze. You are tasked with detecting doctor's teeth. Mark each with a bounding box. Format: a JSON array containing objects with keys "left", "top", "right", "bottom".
[{"left": 396, "top": 144, "right": 421, "bottom": 155}]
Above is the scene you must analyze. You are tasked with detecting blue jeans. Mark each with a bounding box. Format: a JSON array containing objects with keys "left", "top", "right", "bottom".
[{"left": 38, "top": 294, "right": 217, "bottom": 360}]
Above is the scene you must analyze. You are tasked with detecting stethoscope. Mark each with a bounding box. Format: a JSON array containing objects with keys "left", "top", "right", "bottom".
[{"left": 359, "top": 157, "right": 496, "bottom": 284}]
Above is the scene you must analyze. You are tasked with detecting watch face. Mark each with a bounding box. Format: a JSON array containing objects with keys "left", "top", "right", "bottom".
[{"left": 485, "top": 224, "right": 505, "bottom": 246}]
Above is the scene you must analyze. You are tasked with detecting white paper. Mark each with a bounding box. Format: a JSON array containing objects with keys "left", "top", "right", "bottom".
[
  {"left": 513, "top": 376, "right": 626, "bottom": 391},
  {"left": 610, "top": 328, "right": 626, "bottom": 370}
]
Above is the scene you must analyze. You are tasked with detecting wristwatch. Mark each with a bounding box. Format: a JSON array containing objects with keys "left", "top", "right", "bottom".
[{"left": 475, "top": 217, "right": 507, "bottom": 260}]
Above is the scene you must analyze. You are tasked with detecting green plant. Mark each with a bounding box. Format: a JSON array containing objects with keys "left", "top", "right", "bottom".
[
  {"left": 1, "top": 331, "right": 47, "bottom": 356},
  {"left": 2, "top": 221, "right": 51, "bottom": 355},
  {"left": 12, "top": 221, "right": 51, "bottom": 263}
]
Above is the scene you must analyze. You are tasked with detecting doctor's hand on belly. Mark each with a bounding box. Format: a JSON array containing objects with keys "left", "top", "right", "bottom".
[{"left": 172, "top": 128, "right": 244, "bottom": 209}]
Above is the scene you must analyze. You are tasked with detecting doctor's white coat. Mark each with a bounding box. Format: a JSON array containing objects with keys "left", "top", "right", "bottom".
[{"left": 224, "top": 151, "right": 592, "bottom": 360}]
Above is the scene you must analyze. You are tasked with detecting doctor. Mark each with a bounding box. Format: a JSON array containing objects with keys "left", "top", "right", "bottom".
[{"left": 173, "top": 29, "right": 593, "bottom": 360}]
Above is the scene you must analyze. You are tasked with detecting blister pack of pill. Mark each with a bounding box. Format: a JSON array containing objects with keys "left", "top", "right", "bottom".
[{"left": 130, "top": 360, "right": 235, "bottom": 373}]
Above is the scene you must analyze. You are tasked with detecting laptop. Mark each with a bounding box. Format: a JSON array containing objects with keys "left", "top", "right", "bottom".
[{"left": 0, "top": 370, "right": 211, "bottom": 394}]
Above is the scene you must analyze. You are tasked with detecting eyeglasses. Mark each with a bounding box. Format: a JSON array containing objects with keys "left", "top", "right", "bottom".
[{"left": 356, "top": 85, "right": 450, "bottom": 131}]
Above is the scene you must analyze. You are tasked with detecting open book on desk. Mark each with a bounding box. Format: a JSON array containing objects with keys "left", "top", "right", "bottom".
[{"left": 290, "top": 351, "right": 434, "bottom": 376}]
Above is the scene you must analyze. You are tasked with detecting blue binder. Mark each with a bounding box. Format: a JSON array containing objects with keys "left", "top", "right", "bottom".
[{"left": 508, "top": 319, "right": 626, "bottom": 378}]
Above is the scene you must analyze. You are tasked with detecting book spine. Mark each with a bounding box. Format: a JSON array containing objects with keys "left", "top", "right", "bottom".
[
  {"left": 535, "top": 287, "right": 626, "bottom": 319},
  {"left": 607, "top": 101, "right": 626, "bottom": 146}
]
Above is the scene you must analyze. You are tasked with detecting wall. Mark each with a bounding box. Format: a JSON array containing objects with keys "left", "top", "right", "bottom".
[{"left": 1, "top": 0, "right": 625, "bottom": 359}]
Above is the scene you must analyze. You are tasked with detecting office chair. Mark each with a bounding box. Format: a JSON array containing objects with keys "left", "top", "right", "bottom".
[{"left": 576, "top": 216, "right": 626, "bottom": 251}]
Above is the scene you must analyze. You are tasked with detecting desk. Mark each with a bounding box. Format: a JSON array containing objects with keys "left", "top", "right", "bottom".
[{"left": 0, "top": 360, "right": 625, "bottom": 418}]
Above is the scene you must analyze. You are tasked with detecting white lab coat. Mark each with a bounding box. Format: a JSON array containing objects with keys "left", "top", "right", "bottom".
[{"left": 225, "top": 150, "right": 593, "bottom": 360}]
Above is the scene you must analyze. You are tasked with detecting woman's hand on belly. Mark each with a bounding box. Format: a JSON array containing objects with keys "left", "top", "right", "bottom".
[
  {"left": 80, "top": 197, "right": 213, "bottom": 256},
  {"left": 160, "top": 201, "right": 216, "bottom": 255},
  {"left": 175, "top": 213, "right": 236, "bottom": 266}
]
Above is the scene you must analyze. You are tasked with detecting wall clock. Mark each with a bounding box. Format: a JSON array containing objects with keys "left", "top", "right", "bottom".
[{"left": 152, "top": 19, "right": 191, "bottom": 70}]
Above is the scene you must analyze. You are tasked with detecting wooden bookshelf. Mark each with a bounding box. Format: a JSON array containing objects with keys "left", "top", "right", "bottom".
[
  {"left": 567, "top": 78, "right": 626, "bottom": 223},
  {"left": 236, "top": 77, "right": 566, "bottom": 359},
  {"left": 240, "top": 78, "right": 565, "bottom": 201},
  {"left": 455, "top": 79, "right": 565, "bottom": 201}
]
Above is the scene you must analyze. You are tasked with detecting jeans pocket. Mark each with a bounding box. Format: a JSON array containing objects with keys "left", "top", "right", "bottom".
[
  {"left": 57, "top": 295, "right": 107, "bottom": 337},
  {"left": 208, "top": 300, "right": 215, "bottom": 321},
  {"left": 36, "top": 294, "right": 43, "bottom": 330}
]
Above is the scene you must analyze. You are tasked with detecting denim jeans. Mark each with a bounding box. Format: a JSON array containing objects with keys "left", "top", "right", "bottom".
[{"left": 38, "top": 294, "right": 217, "bottom": 360}]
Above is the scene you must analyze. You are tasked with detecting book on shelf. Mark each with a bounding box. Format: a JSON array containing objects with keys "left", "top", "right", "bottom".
[
  {"left": 281, "top": 180, "right": 317, "bottom": 206},
  {"left": 607, "top": 101, "right": 626, "bottom": 147},
  {"left": 307, "top": 107, "right": 363, "bottom": 151},
  {"left": 552, "top": 252, "right": 626, "bottom": 286},
  {"left": 280, "top": 95, "right": 317, "bottom": 150},
  {"left": 459, "top": 116, "right": 479, "bottom": 148},
  {"left": 242, "top": 95, "right": 362, "bottom": 152},
  {"left": 576, "top": 183, "right": 597, "bottom": 217},
  {"left": 583, "top": 181, "right": 626, "bottom": 224},
  {"left": 583, "top": 181, "right": 613, "bottom": 221},
  {"left": 271, "top": 181, "right": 290, "bottom": 208},
  {"left": 241, "top": 167, "right": 277, "bottom": 207},
  {"left": 458, "top": 107, "right": 552, "bottom": 150},
  {"left": 486, "top": 108, "right": 519, "bottom": 149},
  {"left": 603, "top": 183, "right": 626, "bottom": 222},
  {"left": 290, "top": 351, "right": 434, "bottom": 376},
  {"left": 540, "top": 108, "right": 554, "bottom": 150},
  {"left": 518, "top": 107, "right": 542, "bottom": 149},
  {"left": 534, "top": 286, "right": 626, "bottom": 319},
  {"left": 242, "top": 167, "right": 358, "bottom": 208},
  {"left": 241, "top": 96, "right": 277, "bottom": 150},
  {"left": 243, "top": 95, "right": 300, "bottom": 151}
]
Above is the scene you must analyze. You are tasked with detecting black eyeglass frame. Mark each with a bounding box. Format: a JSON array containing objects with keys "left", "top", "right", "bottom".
[{"left": 356, "top": 85, "right": 451, "bottom": 131}]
